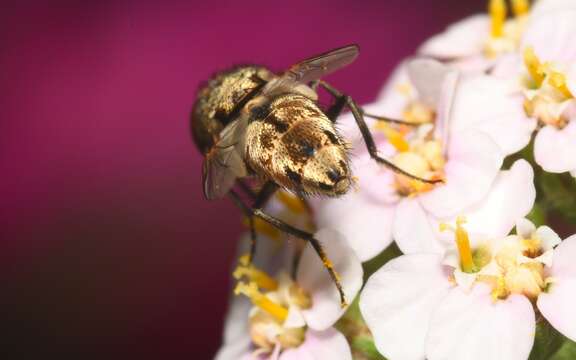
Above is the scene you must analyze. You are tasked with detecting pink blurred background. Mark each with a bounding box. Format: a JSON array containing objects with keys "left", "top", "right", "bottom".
[{"left": 1, "top": 0, "right": 483, "bottom": 358}]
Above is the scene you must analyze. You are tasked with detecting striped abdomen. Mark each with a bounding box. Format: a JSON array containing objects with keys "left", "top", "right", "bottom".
[{"left": 245, "top": 94, "right": 351, "bottom": 196}]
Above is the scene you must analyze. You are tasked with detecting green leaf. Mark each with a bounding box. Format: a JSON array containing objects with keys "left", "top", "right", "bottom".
[
  {"left": 538, "top": 171, "right": 576, "bottom": 224},
  {"left": 550, "top": 338, "right": 576, "bottom": 360},
  {"left": 529, "top": 319, "right": 565, "bottom": 360},
  {"left": 335, "top": 295, "right": 387, "bottom": 360},
  {"left": 351, "top": 336, "right": 387, "bottom": 360},
  {"left": 526, "top": 202, "right": 547, "bottom": 227}
]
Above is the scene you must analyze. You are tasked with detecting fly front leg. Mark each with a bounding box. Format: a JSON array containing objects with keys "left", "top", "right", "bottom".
[
  {"left": 319, "top": 80, "right": 442, "bottom": 185},
  {"left": 321, "top": 84, "right": 417, "bottom": 127},
  {"left": 228, "top": 189, "right": 348, "bottom": 307}
]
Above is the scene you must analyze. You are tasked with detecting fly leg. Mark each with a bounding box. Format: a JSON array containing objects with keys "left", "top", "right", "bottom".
[
  {"left": 321, "top": 84, "right": 417, "bottom": 126},
  {"left": 319, "top": 80, "right": 442, "bottom": 184},
  {"left": 228, "top": 189, "right": 348, "bottom": 307},
  {"left": 234, "top": 181, "right": 279, "bottom": 264}
]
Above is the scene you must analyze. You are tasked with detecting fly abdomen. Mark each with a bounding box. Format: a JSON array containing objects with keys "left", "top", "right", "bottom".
[{"left": 245, "top": 93, "right": 351, "bottom": 196}]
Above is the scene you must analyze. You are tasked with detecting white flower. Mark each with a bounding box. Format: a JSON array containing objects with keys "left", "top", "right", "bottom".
[
  {"left": 395, "top": 159, "right": 535, "bottom": 254},
  {"left": 218, "top": 229, "right": 362, "bottom": 360},
  {"left": 239, "top": 329, "right": 352, "bottom": 360},
  {"left": 359, "top": 211, "right": 576, "bottom": 360},
  {"left": 215, "top": 192, "right": 314, "bottom": 360},
  {"left": 418, "top": 0, "right": 530, "bottom": 73},
  {"left": 313, "top": 59, "right": 509, "bottom": 260},
  {"left": 489, "top": 3, "right": 576, "bottom": 173}
]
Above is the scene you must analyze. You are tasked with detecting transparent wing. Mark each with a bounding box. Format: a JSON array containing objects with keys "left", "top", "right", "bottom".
[
  {"left": 202, "top": 117, "right": 248, "bottom": 200},
  {"left": 285, "top": 44, "right": 359, "bottom": 83}
]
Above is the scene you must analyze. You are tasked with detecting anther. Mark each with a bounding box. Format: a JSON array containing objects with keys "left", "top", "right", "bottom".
[
  {"left": 234, "top": 281, "right": 288, "bottom": 323},
  {"left": 375, "top": 122, "right": 410, "bottom": 152},
  {"left": 441, "top": 217, "right": 477, "bottom": 273},
  {"left": 524, "top": 46, "right": 545, "bottom": 87},
  {"left": 234, "top": 255, "right": 279, "bottom": 291},
  {"left": 511, "top": 0, "right": 529, "bottom": 17},
  {"left": 489, "top": 0, "right": 507, "bottom": 38}
]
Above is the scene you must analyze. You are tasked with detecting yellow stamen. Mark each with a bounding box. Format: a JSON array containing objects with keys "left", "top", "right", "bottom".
[
  {"left": 234, "top": 255, "right": 279, "bottom": 291},
  {"left": 524, "top": 46, "right": 545, "bottom": 87},
  {"left": 489, "top": 0, "right": 507, "bottom": 38},
  {"left": 402, "top": 102, "right": 435, "bottom": 124},
  {"left": 511, "top": 0, "right": 529, "bottom": 17},
  {"left": 235, "top": 281, "right": 288, "bottom": 323},
  {"left": 276, "top": 191, "right": 308, "bottom": 214},
  {"left": 549, "top": 70, "right": 574, "bottom": 98},
  {"left": 244, "top": 216, "right": 281, "bottom": 240},
  {"left": 375, "top": 122, "right": 410, "bottom": 152},
  {"left": 491, "top": 276, "right": 509, "bottom": 301},
  {"left": 441, "top": 217, "right": 477, "bottom": 273}
]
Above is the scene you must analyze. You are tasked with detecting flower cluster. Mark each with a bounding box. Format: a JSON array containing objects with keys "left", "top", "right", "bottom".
[{"left": 216, "top": 0, "right": 576, "bottom": 359}]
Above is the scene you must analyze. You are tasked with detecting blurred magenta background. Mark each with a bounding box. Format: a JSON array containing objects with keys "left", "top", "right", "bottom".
[{"left": 1, "top": 0, "right": 484, "bottom": 358}]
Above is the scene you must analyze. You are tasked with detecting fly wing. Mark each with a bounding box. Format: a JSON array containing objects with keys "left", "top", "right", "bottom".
[
  {"left": 261, "top": 45, "right": 359, "bottom": 98},
  {"left": 202, "top": 117, "right": 248, "bottom": 200},
  {"left": 285, "top": 44, "right": 359, "bottom": 83}
]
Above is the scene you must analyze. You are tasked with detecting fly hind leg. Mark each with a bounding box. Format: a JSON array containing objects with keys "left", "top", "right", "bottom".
[{"left": 228, "top": 189, "right": 348, "bottom": 307}]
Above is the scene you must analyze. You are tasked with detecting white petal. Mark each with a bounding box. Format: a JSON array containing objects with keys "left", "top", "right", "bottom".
[
  {"left": 516, "top": 218, "right": 536, "bottom": 239},
  {"left": 491, "top": 53, "right": 525, "bottom": 81},
  {"left": 532, "top": 0, "right": 576, "bottom": 15},
  {"left": 447, "top": 55, "right": 496, "bottom": 75},
  {"left": 284, "top": 305, "right": 306, "bottom": 329},
  {"left": 418, "top": 15, "right": 490, "bottom": 59},
  {"left": 376, "top": 61, "right": 412, "bottom": 117},
  {"left": 538, "top": 277, "right": 576, "bottom": 342},
  {"left": 462, "top": 160, "right": 536, "bottom": 239},
  {"left": 442, "top": 248, "right": 459, "bottom": 268},
  {"left": 407, "top": 59, "right": 455, "bottom": 108},
  {"left": 453, "top": 268, "right": 477, "bottom": 291},
  {"left": 393, "top": 197, "right": 446, "bottom": 255},
  {"left": 215, "top": 296, "right": 253, "bottom": 360},
  {"left": 426, "top": 284, "right": 535, "bottom": 360},
  {"left": 352, "top": 151, "right": 400, "bottom": 204},
  {"left": 534, "top": 122, "right": 576, "bottom": 173},
  {"left": 311, "top": 190, "right": 395, "bottom": 262},
  {"left": 536, "top": 226, "right": 562, "bottom": 251},
  {"left": 449, "top": 75, "right": 535, "bottom": 155},
  {"left": 360, "top": 254, "right": 452, "bottom": 360},
  {"left": 548, "top": 234, "right": 576, "bottom": 278},
  {"left": 538, "top": 235, "right": 576, "bottom": 340},
  {"left": 279, "top": 328, "right": 352, "bottom": 360},
  {"left": 568, "top": 63, "right": 576, "bottom": 98},
  {"left": 522, "top": 10, "right": 576, "bottom": 64},
  {"left": 434, "top": 69, "right": 460, "bottom": 145},
  {"left": 297, "top": 229, "right": 363, "bottom": 331},
  {"left": 478, "top": 260, "right": 501, "bottom": 277},
  {"left": 419, "top": 130, "right": 504, "bottom": 218},
  {"left": 533, "top": 249, "right": 555, "bottom": 267}
]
